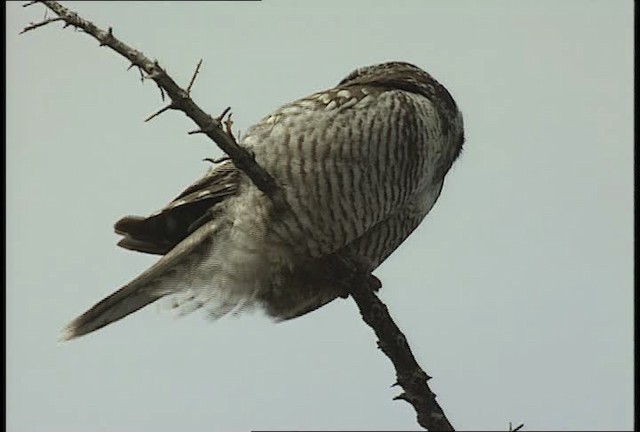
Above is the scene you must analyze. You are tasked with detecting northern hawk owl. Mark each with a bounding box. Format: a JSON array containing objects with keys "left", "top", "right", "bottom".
[{"left": 62, "top": 61, "right": 464, "bottom": 340}]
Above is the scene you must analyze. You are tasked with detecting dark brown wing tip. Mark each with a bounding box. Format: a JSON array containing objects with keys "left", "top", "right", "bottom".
[
  {"left": 114, "top": 215, "right": 146, "bottom": 236},
  {"left": 117, "top": 237, "right": 171, "bottom": 255}
]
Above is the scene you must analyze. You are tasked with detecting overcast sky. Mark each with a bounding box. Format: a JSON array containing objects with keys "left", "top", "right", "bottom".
[{"left": 6, "top": 1, "right": 633, "bottom": 431}]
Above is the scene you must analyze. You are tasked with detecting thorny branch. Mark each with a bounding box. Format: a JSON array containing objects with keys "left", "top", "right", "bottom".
[
  {"left": 21, "top": 2, "right": 459, "bottom": 430},
  {"left": 21, "top": 0, "right": 285, "bottom": 211},
  {"left": 349, "top": 278, "right": 454, "bottom": 431}
]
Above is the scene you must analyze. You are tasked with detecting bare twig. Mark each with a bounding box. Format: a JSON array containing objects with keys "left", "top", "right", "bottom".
[
  {"left": 22, "top": 2, "right": 455, "bottom": 430},
  {"left": 19, "top": 16, "right": 63, "bottom": 34},
  {"left": 187, "top": 59, "right": 203, "bottom": 94}
]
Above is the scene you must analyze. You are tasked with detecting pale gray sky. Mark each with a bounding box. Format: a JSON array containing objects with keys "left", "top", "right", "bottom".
[{"left": 6, "top": 1, "right": 633, "bottom": 431}]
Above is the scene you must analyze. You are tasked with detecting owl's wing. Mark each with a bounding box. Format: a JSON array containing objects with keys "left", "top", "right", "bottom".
[{"left": 114, "top": 160, "right": 240, "bottom": 255}]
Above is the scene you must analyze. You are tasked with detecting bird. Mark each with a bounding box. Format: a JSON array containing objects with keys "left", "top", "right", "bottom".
[{"left": 61, "top": 61, "right": 464, "bottom": 341}]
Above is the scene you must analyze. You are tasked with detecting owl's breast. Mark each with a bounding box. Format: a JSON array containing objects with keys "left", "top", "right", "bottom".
[{"left": 239, "top": 89, "right": 455, "bottom": 261}]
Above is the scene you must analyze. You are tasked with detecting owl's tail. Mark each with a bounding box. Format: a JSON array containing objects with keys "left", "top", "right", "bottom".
[
  {"left": 60, "top": 220, "right": 223, "bottom": 341},
  {"left": 60, "top": 282, "right": 164, "bottom": 341}
]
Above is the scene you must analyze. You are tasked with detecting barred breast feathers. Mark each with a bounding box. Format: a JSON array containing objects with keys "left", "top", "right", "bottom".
[{"left": 239, "top": 62, "right": 463, "bottom": 260}]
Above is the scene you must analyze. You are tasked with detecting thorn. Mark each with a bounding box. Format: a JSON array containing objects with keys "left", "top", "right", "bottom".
[
  {"left": 151, "top": 60, "right": 163, "bottom": 75},
  {"left": 390, "top": 381, "right": 400, "bottom": 388},
  {"left": 141, "top": 69, "right": 166, "bottom": 101},
  {"left": 203, "top": 156, "right": 229, "bottom": 164},
  {"left": 189, "top": 115, "right": 221, "bottom": 135},
  {"left": 126, "top": 64, "right": 145, "bottom": 83},
  {"left": 223, "top": 113, "right": 236, "bottom": 140},
  {"left": 156, "top": 82, "right": 166, "bottom": 102},
  {"left": 144, "top": 103, "right": 173, "bottom": 122},
  {"left": 216, "top": 106, "right": 231, "bottom": 122},
  {"left": 393, "top": 392, "right": 410, "bottom": 402},
  {"left": 99, "top": 26, "right": 113, "bottom": 46},
  {"left": 186, "top": 59, "right": 203, "bottom": 94}
]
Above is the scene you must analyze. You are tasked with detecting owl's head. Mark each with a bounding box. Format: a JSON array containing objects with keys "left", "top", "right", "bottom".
[
  {"left": 338, "top": 61, "right": 430, "bottom": 86},
  {"left": 339, "top": 61, "right": 463, "bottom": 151}
]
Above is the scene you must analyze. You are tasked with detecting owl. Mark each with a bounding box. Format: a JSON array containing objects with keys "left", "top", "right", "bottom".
[{"left": 62, "top": 61, "right": 464, "bottom": 340}]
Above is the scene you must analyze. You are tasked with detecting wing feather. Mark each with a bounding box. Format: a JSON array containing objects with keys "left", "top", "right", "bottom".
[{"left": 114, "top": 160, "right": 240, "bottom": 255}]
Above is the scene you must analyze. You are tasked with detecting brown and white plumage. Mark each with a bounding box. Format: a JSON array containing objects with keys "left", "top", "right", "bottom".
[{"left": 61, "top": 61, "right": 464, "bottom": 340}]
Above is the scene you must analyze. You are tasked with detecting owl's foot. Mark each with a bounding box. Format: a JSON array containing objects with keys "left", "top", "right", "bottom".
[
  {"left": 323, "top": 254, "right": 381, "bottom": 298},
  {"left": 337, "top": 274, "right": 381, "bottom": 298}
]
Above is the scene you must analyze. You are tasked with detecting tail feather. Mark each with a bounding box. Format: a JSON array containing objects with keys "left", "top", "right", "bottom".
[
  {"left": 61, "top": 220, "right": 222, "bottom": 341},
  {"left": 60, "top": 284, "right": 162, "bottom": 341}
]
